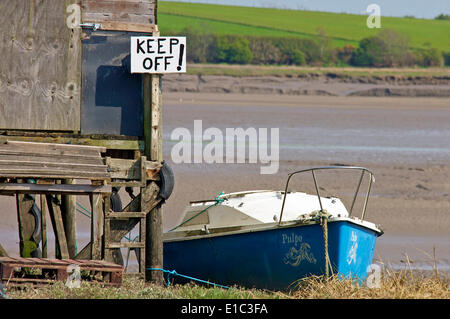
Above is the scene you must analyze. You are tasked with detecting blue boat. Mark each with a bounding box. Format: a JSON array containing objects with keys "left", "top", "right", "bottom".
[{"left": 163, "top": 166, "right": 384, "bottom": 291}]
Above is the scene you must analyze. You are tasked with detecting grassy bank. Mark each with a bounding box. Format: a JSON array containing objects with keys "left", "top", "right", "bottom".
[
  {"left": 5, "top": 271, "right": 448, "bottom": 299},
  {"left": 159, "top": 1, "right": 450, "bottom": 52}
]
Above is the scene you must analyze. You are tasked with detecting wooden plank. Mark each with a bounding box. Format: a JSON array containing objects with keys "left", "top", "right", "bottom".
[
  {"left": 46, "top": 195, "right": 70, "bottom": 259},
  {"left": 0, "top": 160, "right": 107, "bottom": 171},
  {"left": 0, "top": 183, "right": 111, "bottom": 195},
  {"left": 0, "top": 171, "right": 110, "bottom": 180},
  {"left": 139, "top": 209, "right": 146, "bottom": 274},
  {"left": 0, "top": 256, "right": 36, "bottom": 264},
  {"left": 107, "top": 158, "right": 161, "bottom": 181},
  {"left": 0, "top": 136, "right": 143, "bottom": 151},
  {"left": 84, "top": 21, "right": 157, "bottom": 33},
  {"left": 0, "top": 0, "right": 81, "bottom": 131},
  {"left": 150, "top": 74, "right": 163, "bottom": 163},
  {"left": 106, "top": 212, "right": 147, "bottom": 219},
  {"left": 0, "top": 146, "right": 102, "bottom": 160},
  {"left": 0, "top": 150, "right": 104, "bottom": 163},
  {"left": 105, "top": 242, "right": 145, "bottom": 249},
  {"left": 61, "top": 179, "right": 77, "bottom": 258},
  {"left": 81, "top": 0, "right": 156, "bottom": 24},
  {"left": 40, "top": 195, "right": 47, "bottom": 258},
  {"left": 6, "top": 140, "right": 107, "bottom": 154},
  {"left": 90, "top": 194, "right": 104, "bottom": 260},
  {"left": 107, "top": 157, "right": 141, "bottom": 180}
]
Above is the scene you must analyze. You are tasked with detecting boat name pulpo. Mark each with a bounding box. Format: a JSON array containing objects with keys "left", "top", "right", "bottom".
[
  {"left": 171, "top": 120, "right": 279, "bottom": 174},
  {"left": 281, "top": 233, "right": 303, "bottom": 246}
]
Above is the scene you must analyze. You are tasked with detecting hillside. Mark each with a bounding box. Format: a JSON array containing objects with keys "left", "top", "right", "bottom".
[{"left": 158, "top": 1, "right": 450, "bottom": 52}]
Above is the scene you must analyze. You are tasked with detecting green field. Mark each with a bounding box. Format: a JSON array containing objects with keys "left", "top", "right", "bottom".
[{"left": 159, "top": 1, "right": 450, "bottom": 52}]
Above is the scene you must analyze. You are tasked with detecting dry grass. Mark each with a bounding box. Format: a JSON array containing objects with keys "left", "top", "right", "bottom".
[
  {"left": 3, "top": 269, "right": 448, "bottom": 299},
  {"left": 292, "top": 271, "right": 449, "bottom": 299}
]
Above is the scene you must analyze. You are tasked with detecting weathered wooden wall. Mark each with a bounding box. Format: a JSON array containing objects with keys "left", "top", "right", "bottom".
[
  {"left": 0, "top": 0, "right": 81, "bottom": 131},
  {"left": 0, "top": 0, "right": 156, "bottom": 132},
  {"left": 81, "top": 0, "right": 156, "bottom": 24}
]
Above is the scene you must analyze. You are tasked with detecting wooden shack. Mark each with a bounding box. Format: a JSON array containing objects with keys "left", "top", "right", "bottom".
[{"left": 0, "top": 0, "right": 167, "bottom": 284}]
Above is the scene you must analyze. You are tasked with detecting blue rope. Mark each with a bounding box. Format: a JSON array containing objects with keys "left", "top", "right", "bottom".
[{"left": 147, "top": 268, "right": 230, "bottom": 289}]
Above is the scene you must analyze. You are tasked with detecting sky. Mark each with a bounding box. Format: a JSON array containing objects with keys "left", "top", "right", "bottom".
[{"left": 161, "top": 0, "right": 450, "bottom": 19}]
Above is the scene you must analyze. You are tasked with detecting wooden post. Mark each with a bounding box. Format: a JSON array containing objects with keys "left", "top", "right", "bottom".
[
  {"left": 143, "top": 29, "right": 164, "bottom": 284},
  {"left": 90, "top": 193, "right": 104, "bottom": 260},
  {"left": 46, "top": 195, "right": 70, "bottom": 259},
  {"left": 40, "top": 195, "right": 47, "bottom": 258},
  {"left": 61, "top": 179, "right": 77, "bottom": 258}
]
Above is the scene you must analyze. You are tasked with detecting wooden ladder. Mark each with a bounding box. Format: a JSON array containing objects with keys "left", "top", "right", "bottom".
[{"left": 104, "top": 211, "right": 146, "bottom": 274}]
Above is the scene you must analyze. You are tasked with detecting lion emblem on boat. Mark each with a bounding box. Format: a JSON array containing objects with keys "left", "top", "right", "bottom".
[{"left": 283, "top": 243, "right": 317, "bottom": 266}]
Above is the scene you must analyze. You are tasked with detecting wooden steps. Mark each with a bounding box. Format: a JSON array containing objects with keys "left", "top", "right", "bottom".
[{"left": 104, "top": 212, "right": 146, "bottom": 274}]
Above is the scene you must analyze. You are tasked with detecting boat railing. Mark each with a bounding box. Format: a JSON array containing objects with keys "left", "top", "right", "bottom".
[{"left": 279, "top": 166, "right": 375, "bottom": 225}]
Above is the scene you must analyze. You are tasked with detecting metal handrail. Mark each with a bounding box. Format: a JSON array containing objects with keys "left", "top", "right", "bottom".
[{"left": 278, "top": 166, "right": 375, "bottom": 225}]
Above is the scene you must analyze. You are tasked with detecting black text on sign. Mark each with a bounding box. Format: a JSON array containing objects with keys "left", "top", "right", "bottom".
[{"left": 130, "top": 37, "right": 186, "bottom": 73}]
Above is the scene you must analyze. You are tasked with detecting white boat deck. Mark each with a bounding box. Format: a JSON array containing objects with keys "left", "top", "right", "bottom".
[{"left": 171, "top": 190, "right": 349, "bottom": 233}]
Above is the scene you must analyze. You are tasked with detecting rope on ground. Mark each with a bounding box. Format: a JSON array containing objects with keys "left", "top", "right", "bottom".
[
  {"left": 167, "top": 192, "right": 225, "bottom": 232},
  {"left": 147, "top": 268, "right": 230, "bottom": 289}
]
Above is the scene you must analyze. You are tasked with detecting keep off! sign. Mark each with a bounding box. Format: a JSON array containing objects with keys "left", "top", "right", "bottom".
[{"left": 130, "top": 36, "right": 186, "bottom": 73}]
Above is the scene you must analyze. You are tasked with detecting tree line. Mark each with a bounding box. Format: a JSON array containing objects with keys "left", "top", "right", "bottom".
[{"left": 169, "top": 26, "right": 449, "bottom": 67}]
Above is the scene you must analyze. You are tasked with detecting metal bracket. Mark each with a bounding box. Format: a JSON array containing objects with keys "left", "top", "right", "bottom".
[{"left": 80, "top": 23, "right": 102, "bottom": 31}]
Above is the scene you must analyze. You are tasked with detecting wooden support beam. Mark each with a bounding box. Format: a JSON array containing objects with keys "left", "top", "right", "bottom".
[
  {"left": 143, "top": 27, "right": 164, "bottom": 283},
  {"left": 46, "top": 195, "right": 70, "bottom": 259},
  {"left": 40, "top": 195, "right": 47, "bottom": 258},
  {"left": 106, "top": 157, "right": 162, "bottom": 181},
  {"left": 90, "top": 194, "right": 104, "bottom": 260},
  {"left": 61, "top": 179, "right": 77, "bottom": 258}
]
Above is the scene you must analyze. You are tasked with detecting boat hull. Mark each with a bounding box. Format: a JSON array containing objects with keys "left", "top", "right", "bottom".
[{"left": 163, "top": 219, "right": 380, "bottom": 290}]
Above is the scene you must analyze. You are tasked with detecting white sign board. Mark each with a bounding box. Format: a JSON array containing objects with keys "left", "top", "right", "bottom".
[{"left": 130, "top": 36, "right": 186, "bottom": 74}]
